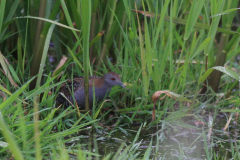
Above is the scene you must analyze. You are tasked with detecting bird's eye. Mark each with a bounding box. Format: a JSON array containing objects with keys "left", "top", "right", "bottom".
[{"left": 111, "top": 77, "right": 116, "bottom": 81}]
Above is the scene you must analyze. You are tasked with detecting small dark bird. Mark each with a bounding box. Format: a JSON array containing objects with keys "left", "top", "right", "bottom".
[{"left": 56, "top": 72, "right": 125, "bottom": 109}]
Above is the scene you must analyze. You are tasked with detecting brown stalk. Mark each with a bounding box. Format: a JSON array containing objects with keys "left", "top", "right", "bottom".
[{"left": 29, "top": 0, "right": 47, "bottom": 90}]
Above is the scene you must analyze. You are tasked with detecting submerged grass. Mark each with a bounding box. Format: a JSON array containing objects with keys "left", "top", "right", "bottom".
[{"left": 0, "top": 0, "right": 240, "bottom": 159}]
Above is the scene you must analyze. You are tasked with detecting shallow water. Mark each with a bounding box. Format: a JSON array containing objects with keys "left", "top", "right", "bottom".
[{"left": 68, "top": 113, "right": 239, "bottom": 159}]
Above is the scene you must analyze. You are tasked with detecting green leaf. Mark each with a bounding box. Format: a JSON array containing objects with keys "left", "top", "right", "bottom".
[
  {"left": 199, "top": 66, "right": 240, "bottom": 84},
  {"left": 15, "top": 16, "right": 81, "bottom": 32},
  {"left": 191, "top": 36, "right": 212, "bottom": 58},
  {"left": 199, "top": 68, "right": 214, "bottom": 84},
  {"left": 210, "top": 8, "right": 240, "bottom": 18},
  {"left": 0, "top": 77, "right": 35, "bottom": 110},
  {"left": 212, "top": 66, "right": 239, "bottom": 81},
  {"left": 184, "top": 0, "right": 205, "bottom": 40}
]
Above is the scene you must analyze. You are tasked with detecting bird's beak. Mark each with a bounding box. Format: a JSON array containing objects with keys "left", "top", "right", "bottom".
[{"left": 118, "top": 82, "right": 126, "bottom": 88}]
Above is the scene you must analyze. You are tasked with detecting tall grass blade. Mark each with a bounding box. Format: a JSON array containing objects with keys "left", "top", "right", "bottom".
[
  {"left": 0, "top": 113, "right": 24, "bottom": 160},
  {"left": 184, "top": 0, "right": 205, "bottom": 40},
  {"left": 82, "top": 0, "right": 91, "bottom": 110},
  {"left": 0, "top": 77, "right": 34, "bottom": 110}
]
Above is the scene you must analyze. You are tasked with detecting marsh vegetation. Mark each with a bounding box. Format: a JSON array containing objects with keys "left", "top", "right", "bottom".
[{"left": 0, "top": 0, "right": 240, "bottom": 159}]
